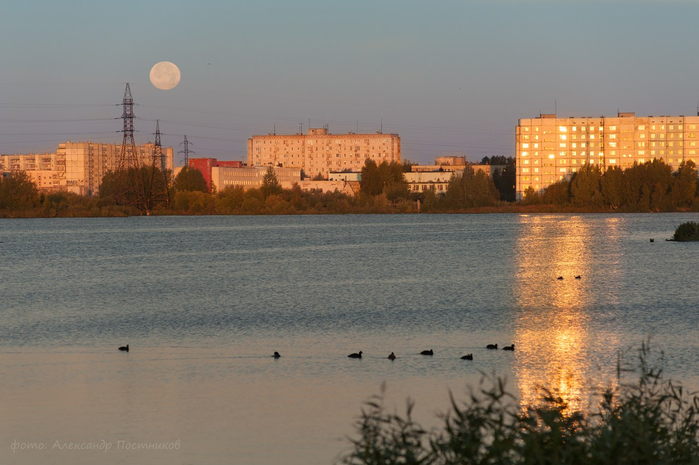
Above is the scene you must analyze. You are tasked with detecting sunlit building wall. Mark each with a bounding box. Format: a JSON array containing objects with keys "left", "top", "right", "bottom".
[
  {"left": 405, "top": 170, "right": 460, "bottom": 195},
  {"left": 516, "top": 112, "right": 699, "bottom": 199},
  {"left": 212, "top": 166, "right": 301, "bottom": 191},
  {"left": 247, "top": 128, "right": 401, "bottom": 179},
  {"left": 1, "top": 142, "right": 174, "bottom": 195}
]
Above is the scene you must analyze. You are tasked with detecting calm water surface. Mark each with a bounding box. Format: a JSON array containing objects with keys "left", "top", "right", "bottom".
[{"left": 1, "top": 213, "right": 698, "bottom": 464}]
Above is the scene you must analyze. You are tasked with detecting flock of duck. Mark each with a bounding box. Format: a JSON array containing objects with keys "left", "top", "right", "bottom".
[
  {"left": 118, "top": 345, "right": 515, "bottom": 360},
  {"left": 274, "top": 344, "right": 514, "bottom": 360}
]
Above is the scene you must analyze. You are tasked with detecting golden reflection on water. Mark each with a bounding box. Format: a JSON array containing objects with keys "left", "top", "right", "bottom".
[{"left": 514, "top": 216, "right": 621, "bottom": 412}]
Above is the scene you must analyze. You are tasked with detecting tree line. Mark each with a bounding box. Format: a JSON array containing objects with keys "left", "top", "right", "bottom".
[
  {"left": 523, "top": 159, "right": 699, "bottom": 211},
  {"left": 1, "top": 157, "right": 696, "bottom": 217}
]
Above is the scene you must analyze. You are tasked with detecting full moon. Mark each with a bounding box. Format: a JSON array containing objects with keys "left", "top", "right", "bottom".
[{"left": 149, "top": 61, "right": 181, "bottom": 90}]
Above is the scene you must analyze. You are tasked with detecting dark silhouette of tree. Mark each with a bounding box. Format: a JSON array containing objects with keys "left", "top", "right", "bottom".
[
  {"left": 521, "top": 186, "right": 541, "bottom": 205},
  {"left": 360, "top": 159, "right": 408, "bottom": 200},
  {"left": 570, "top": 165, "right": 602, "bottom": 206},
  {"left": 672, "top": 161, "right": 698, "bottom": 207},
  {"left": 542, "top": 179, "right": 570, "bottom": 206},
  {"left": 600, "top": 166, "right": 624, "bottom": 209},
  {"left": 0, "top": 171, "right": 39, "bottom": 210},
  {"left": 481, "top": 155, "right": 510, "bottom": 165},
  {"left": 492, "top": 157, "right": 516, "bottom": 202},
  {"left": 174, "top": 166, "right": 207, "bottom": 193},
  {"left": 261, "top": 166, "right": 283, "bottom": 198},
  {"left": 444, "top": 166, "right": 499, "bottom": 209}
]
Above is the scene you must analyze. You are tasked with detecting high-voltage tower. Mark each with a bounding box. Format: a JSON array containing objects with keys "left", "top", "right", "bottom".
[
  {"left": 144, "top": 120, "right": 171, "bottom": 211},
  {"left": 113, "top": 83, "right": 170, "bottom": 214},
  {"left": 117, "top": 83, "right": 140, "bottom": 172},
  {"left": 179, "top": 135, "right": 194, "bottom": 166}
]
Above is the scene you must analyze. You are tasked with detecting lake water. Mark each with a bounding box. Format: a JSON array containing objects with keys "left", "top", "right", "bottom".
[{"left": 1, "top": 213, "right": 698, "bottom": 464}]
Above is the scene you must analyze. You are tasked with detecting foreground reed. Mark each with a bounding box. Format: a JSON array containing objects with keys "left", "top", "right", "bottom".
[{"left": 340, "top": 344, "right": 699, "bottom": 464}]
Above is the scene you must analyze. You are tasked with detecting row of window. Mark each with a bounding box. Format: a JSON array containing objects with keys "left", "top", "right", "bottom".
[{"left": 522, "top": 124, "right": 696, "bottom": 132}]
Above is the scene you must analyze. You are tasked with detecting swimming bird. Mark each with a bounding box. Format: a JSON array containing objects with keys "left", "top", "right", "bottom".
[
  {"left": 650, "top": 238, "right": 655, "bottom": 243},
  {"left": 575, "top": 275, "right": 581, "bottom": 280},
  {"left": 272, "top": 351, "right": 281, "bottom": 358},
  {"left": 557, "top": 276, "right": 564, "bottom": 280},
  {"left": 388, "top": 352, "right": 396, "bottom": 360},
  {"left": 420, "top": 349, "right": 434, "bottom": 356},
  {"left": 486, "top": 344, "right": 498, "bottom": 350},
  {"left": 503, "top": 344, "right": 515, "bottom": 351},
  {"left": 348, "top": 351, "right": 363, "bottom": 358},
  {"left": 118, "top": 344, "right": 129, "bottom": 352},
  {"left": 461, "top": 354, "right": 473, "bottom": 360}
]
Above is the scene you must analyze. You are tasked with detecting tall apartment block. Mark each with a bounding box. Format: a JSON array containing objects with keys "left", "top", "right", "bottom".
[
  {"left": 0, "top": 141, "right": 174, "bottom": 196},
  {"left": 247, "top": 128, "right": 400, "bottom": 178},
  {"left": 516, "top": 112, "right": 699, "bottom": 199}
]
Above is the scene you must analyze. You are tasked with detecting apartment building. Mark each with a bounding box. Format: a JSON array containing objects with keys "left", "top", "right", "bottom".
[
  {"left": 516, "top": 112, "right": 699, "bottom": 199},
  {"left": 248, "top": 128, "right": 400, "bottom": 178},
  {"left": 1, "top": 142, "right": 174, "bottom": 195}
]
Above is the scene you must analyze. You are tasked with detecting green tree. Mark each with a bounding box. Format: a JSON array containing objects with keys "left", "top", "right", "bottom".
[
  {"left": 492, "top": 157, "right": 516, "bottom": 202},
  {"left": 173, "top": 190, "right": 215, "bottom": 214},
  {"left": 261, "top": 166, "right": 283, "bottom": 198},
  {"left": 444, "top": 166, "right": 499, "bottom": 209},
  {"left": 216, "top": 185, "right": 246, "bottom": 214},
  {"left": 672, "top": 161, "right": 698, "bottom": 207},
  {"left": 521, "top": 186, "right": 541, "bottom": 205},
  {"left": 542, "top": 179, "right": 570, "bottom": 206},
  {"left": 570, "top": 165, "right": 602, "bottom": 206},
  {"left": 0, "top": 171, "right": 39, "bottom": 211},
  {"left": 600, "top": 166, "right": 624, "bottom": 209},
  {"left": 174, "top": 166, "right": 208, "bottom": 193},
  {"left": 360, "top": 159, "right": 408, "bottom": 201}
]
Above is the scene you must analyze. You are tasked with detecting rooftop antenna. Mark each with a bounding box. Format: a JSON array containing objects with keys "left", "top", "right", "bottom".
[
  {"left": 298, "top": 122, "right": 303, "bottom": 134},
  {"left": 554, "top": 98, "right": 557, "bottom": 115},
  {"left": 696, "top": 100, "right": 698, "bottom": 116},
  {"left": 356, "top": 120, "right": 359, "bottom": 133},
  {"left": 380, "top": 117, "right": 383, "bottom": 134},
  {"left": 308, "top": 118, "right": 311, "bottom": 131},
  {"left": 273, "top": 123, "right": 276, "bottom": 135}
]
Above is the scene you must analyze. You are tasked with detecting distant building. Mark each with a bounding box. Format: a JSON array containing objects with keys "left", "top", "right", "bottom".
[
  {"left": 435, "top": 156, "right": 467, "bottom": 166},
  {"left": 189, "top": 158, "right": 243, "bottom": 192},
  {"left": 328, "top": 171, "right": 361, "bottom": 182},
  {"left": 298, "top": 180, "right": 357, "bottom": 195},
  {"left": 0, "top": 142, "right": 174, "bottom": 195},
  {"left": 212, "top": 165, "right": 301, "bottom": 191},
  {"left": 516, "top": 112, "right": 699, "bottom": 199},
  {"left": 247, "top": 128, "right": 401, "bottom": 179},
  {"left": 405, "top": 170, "right": 459, "bottom": 195}
]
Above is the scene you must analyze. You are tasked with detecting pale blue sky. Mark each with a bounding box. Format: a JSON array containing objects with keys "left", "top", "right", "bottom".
[{"left": 2, "top": 0, "right": 699, "bottom": 164}]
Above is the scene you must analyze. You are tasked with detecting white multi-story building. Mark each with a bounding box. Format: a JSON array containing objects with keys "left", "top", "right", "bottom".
[
  {"left": 1, "top": 142, "right": 174, "bottom": 195},
  {"left": 516, "top": 112, "right": 699, "bottom": 199},
  {"left": 248, "top": 128, "right": 400, "bottom": 179}
]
